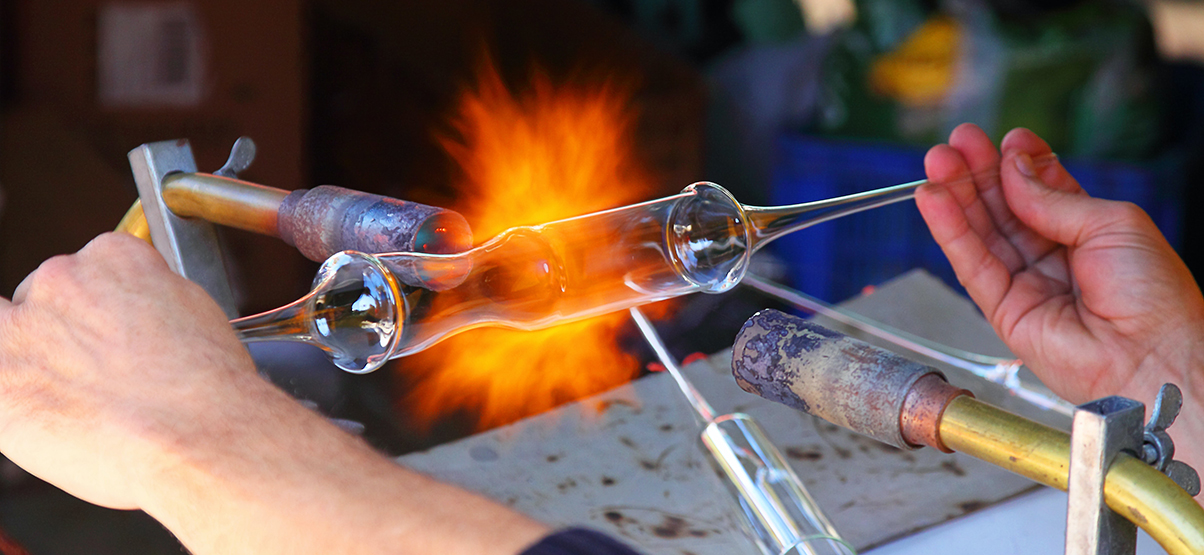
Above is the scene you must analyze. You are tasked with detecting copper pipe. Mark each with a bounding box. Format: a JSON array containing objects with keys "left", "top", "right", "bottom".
[
  {"left": 940, "top": 396, "right": 1204, "bottom": 555},
  {"left": 899, "top": 373, "right": 969, "bottom": 452}
]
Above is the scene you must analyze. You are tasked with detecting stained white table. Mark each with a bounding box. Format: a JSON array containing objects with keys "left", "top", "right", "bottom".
[{"left": 397, "top": 270, "right": 1151, "bottom": 554}]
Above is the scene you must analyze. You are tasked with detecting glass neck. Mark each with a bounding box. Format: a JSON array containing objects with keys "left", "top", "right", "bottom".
[
  {"left": 742, "top": 179, "right": 924, "bottom": 252},
  {"left": 232, "top": 295, "right": 312, "bottom": 342}
]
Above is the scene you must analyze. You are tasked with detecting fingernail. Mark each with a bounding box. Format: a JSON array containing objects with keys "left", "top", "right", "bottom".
[{"left": 1015, "top": 153, "right": 1038, "bottom": 179}]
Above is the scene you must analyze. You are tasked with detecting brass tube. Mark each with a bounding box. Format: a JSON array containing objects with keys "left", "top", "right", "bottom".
[
  {"left": 114, "top": 174, "right": 287, "bottom": 241},
  {"left": 941, "top": 396, "right": 1204, "bottom": 555},
  {"left": 160, "top": 173, "right": 288, "bottom": 236},
  {"left": 115, "top": 200, "right": 153, "bottom": 244}
]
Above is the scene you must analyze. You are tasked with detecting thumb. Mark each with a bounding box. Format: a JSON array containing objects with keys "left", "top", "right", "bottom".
[{"left": 1002, "top": 153, "right": 1127, "bottom": 248}]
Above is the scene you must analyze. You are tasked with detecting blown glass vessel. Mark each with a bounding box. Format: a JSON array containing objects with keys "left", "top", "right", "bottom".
[{"left": 232, "top": 180, "right": 921, "bottom": 373}]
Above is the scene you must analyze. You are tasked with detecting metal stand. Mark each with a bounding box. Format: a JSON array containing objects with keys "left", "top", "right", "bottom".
[
  {"left": 128, "top": 139, "right": 255, "bottom": 318},
  {"left": 1066, "top": 384, "right": 1200, "bottom": 555}
]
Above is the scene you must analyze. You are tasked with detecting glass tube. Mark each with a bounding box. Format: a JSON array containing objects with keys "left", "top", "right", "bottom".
[
  {"left": 631, "top": 307, "right": 854, "bottom": 555},
  {"left": 703, "top": 415, "right": 856, "bottom": 555},
  {"left": 232, "top": 180, "right": 921, "bottom": 373}
]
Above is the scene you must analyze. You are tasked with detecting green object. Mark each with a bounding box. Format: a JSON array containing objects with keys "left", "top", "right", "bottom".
[
  {"left": 813, "top": 1, "right": 1163, "bottom": 160},
  {"left": 731, "top": 0, "right": 807, "bottom": 44}
]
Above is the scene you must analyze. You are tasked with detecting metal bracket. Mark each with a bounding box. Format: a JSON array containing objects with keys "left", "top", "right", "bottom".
[
  {"left": 128, "top": 139, "right": 239, "bottom": 318},
  {"left": 1066, "top": 396, "right": 1143, "bottom": 555}
]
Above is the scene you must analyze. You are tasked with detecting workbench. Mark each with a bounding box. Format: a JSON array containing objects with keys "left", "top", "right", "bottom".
[{"left": 398, "top": 270, "right": 1166, "bottom": 554}]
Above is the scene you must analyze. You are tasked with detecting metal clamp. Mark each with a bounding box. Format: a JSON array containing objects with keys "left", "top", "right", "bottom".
[
  {"left": 1066, "top": 384, "right": 1200, "bottom": 555},
  {"left": 128, "top": 139, "right": 247, "bottom": 318},
  {"left": 1140, "top": 384, "right": 1201, "bottom": 496},
  {"left": 1067, "top": 396, "right": 1143, "bottom": 555}
]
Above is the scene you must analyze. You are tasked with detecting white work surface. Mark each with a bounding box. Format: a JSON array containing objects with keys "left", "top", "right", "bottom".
[
  {"left": 397, "top": 270, "right": 1163, "bottom": 554},
  {"left": 867, "top": 488, "right": 1166, "bottom": 554}
]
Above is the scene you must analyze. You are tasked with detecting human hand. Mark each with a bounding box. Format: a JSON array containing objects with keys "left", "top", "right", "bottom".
[
  {"left": 915, "top": 124, "right": 1204, "bottom": 415},
  {"left": 0, "top": 232, "right": 549, "bottom": 554},
  {"left": 0, "top": 232, "right": 260, "bottom": 509}
]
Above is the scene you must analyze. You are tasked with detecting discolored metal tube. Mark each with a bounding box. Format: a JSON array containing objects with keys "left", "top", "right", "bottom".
[
  {"left": 732, "top": 308, "right": 943, "bottom": 449},
  {"left": 276, "top": 185, "right": 474, "bottom": 262},
  {"left": 116, "top": 177, "right": 474, "bottom": 289}
]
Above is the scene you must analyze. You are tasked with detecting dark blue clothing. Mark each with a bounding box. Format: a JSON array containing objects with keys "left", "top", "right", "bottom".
[{"left": 521, "top": 528, "right": 643, "bottom": 555}]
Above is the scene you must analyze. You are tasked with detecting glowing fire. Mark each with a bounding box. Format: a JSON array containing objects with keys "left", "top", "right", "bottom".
[{"left": 399, "top": 58, "right": 661, "bottom": 430}]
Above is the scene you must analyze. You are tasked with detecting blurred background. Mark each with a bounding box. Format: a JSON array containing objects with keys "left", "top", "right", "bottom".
[{"left": 1, "top": 0, "right": 1203, "bottom": 552}]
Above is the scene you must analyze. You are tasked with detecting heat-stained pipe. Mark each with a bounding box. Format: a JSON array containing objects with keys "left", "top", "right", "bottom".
[
  {"left": 273, "top": 183, "right": 472, "bottom": 260},
  {"left": 115, "top": 174, "right": 474, "bottom": 286},
  {"left": 731, "top": 308, "right": 960, "bottom": 449}
]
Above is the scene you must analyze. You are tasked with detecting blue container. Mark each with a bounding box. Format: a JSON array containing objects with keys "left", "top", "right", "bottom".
[{"left": 769, "top": 134, "right": 1185, "bottom": 302}]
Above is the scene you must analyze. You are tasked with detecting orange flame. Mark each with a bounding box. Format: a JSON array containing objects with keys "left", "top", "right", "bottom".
[{"left": 399, "top": 59, "right": 660, "bottom": 430}]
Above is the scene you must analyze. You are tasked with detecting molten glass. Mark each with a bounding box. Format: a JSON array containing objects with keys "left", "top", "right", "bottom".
[{"left": 232, "top": 180, "right": 920, "bottom": 373}]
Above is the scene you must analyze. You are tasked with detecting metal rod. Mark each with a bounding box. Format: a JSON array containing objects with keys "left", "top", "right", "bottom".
[
  {"left": 115, "top": 173, "right": 288, "bottom": 242},
  {"left": 161, "top": 173, "right": 288, "bottom": 237},
  {"left": 939, "top": 396, "right": 1204, "bottom": 555},
  {"left": 129, "top": 141, "right": 239, "bottom": 318}
]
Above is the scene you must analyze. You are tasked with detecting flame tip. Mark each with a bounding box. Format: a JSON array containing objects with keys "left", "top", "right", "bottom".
[{"left": 402, "top": 55, "right": 659, "bottom": 432}]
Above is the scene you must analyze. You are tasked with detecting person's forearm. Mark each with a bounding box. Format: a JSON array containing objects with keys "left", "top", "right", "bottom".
[
  {"left": 135, "top": 371, "right": 548, "bottom": 555},
  {"left": 0, "top": 233, "right": 551, "bottom": 553}
]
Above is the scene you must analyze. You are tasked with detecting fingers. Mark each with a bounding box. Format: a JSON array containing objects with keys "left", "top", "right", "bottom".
[
  {"left": 77, "top": 232, "right": 168, "bottom": 268},
  {"left": 999, "top": 127, "right": 1053, "bottom": 157},
  {"left": 1000, "top": 128, "right": 1082, "bottom": 195},
  {"left": 999, "top": 151, "right": 1115, "bottom": 248},
  {"left": 11, "top": 272, "right": 34, "bottom": 305},
  {"left": 920, "top": 125, "right": 1034, "bottom": 317},
  {"left": 924, "top": 144, "right": 1022, "bottom": 271},
  {"left": 12, "top": 233, "right": 168, "bottom": 306},
  {"left": 947, "top": 124, "right": 1013, "bottom": 232},
  {"left": 917, "top": 172, "right": 1013, "bottom": 319},
  {"left": 948, "top": 125, "right": 1061, "bottom": 267},
  {"left": 948, "top": 124, "right": 1001, "bottom": 177}
]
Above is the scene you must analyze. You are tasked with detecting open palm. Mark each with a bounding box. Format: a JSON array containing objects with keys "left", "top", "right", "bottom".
[{"left": 915, "top": 124, "right": 1204, "bottom": 405}]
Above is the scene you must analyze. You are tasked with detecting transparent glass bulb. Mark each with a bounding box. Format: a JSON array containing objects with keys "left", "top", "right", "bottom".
[
  {"left": 233, "top": 252, "right": 403, "bottom": 373},
  {"left": 233, "top": 180, "right": 921, "bottom": 373}
]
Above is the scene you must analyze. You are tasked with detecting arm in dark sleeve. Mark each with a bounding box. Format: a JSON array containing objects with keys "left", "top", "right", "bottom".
[{"left": 521, "top": 528, "right": 644, "bottom": 555}]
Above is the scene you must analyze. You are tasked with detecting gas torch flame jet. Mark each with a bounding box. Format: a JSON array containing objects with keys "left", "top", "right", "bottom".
[{"left": 399, "top": 57, "right": 662, "bottom": 430}]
